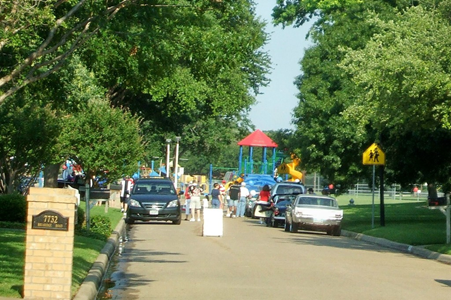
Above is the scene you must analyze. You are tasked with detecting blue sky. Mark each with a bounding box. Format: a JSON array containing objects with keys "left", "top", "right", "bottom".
[{"left": 248, "top": 1, "right": 313, "bottom": 131}]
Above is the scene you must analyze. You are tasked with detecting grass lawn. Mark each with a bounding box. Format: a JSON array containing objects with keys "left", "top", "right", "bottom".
[
  {"left": 0, "top": 205, "right": 123, "bottom": 298},
  {"left": 336, "top": 194, "right": 451, "bottom": 254}
]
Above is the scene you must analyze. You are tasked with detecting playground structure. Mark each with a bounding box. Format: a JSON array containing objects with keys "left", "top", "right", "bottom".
[
  {"left": 276, "top": 153, "right": 303, "bottom": 182},
  {"left": 208, "top": 130, "right": 305, "bottom": 193}
]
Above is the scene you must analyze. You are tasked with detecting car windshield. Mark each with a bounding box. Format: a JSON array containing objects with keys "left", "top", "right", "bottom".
[
  {"left": 276, "top": 186, "right": 303, "bottom": 195},
  {"left": 273, "top": 194, "right": 297, "bottom": 205},
  {"left": 296, "top": 197, "right": 337, "bottom": 208},
  {"left": 133, "top": 183, "right": 175, "bottom": 195}
]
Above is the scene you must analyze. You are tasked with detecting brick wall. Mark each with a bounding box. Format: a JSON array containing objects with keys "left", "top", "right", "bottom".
[{"left": 23, "top": 187, "right": 77, "bottom": 300}]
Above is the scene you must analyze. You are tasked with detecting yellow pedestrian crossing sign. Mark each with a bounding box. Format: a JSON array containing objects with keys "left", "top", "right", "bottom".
[{"left": 362, "top": 143, "right": 385, "bottom": 165}]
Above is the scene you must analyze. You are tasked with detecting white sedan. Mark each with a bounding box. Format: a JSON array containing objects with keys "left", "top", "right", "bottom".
[{"left": 285, "top": 195, "right": 343, "bottom": 236}]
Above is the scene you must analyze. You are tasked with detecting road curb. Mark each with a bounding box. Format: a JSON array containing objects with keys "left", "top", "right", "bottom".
[
  {"left": 73, "top": 219, "right": 126, "bottom": 300},
  {"left": 342, "top": 230, "right": 451, "bottom": 265}
]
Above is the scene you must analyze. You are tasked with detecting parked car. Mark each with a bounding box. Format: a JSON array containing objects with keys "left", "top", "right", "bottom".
[
  {"left": 269, "top": 194, "right": 298, "bottom": 227},
  {"left": 270, "top": 181, "right": 305, "bottom": 197},
  {"left": 285, "top": 195, "right": 343, "bottom": 236},
  {"left": 245, "top": 197, "right": 256, "bottom": 217},
  {"left": 125, "top": 178, "right": 182, "bottom": 225}
]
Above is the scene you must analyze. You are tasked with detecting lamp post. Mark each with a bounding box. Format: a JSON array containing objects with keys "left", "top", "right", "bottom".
[
  {"left": 174, "top": 136, "right": 181, "bottom": 189},
  {"left": 165, "top": 139, "right": 171, "bottom": 178}
]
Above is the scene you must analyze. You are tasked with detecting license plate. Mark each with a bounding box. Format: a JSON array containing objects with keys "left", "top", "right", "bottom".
[{"left": 149, "top": 209, "right": 159, "bottom": 215}]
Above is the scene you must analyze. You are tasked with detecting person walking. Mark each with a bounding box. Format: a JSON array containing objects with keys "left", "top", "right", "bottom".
[
  {"left": 211, "top": 183, "right": 222, "bottom": 208},
  {"left": 189, "top": 182, "right": 203, "bottom": 222},
  {"left": 184, "top": 182, "right": 192, "bottom": 220},
  {"left": 120, "top": 176, "right": 131, "bottom": 213},
  {"left": 256, "top": 184, "right": 271, "bottom": 224},
  {"left": 228, "top": 181, "right": 241, "bottom": 218},
  {"left": 219, "top": 180, "right": 226, "bottom": 211},
  {"left": 237, "top": 182, "right": 250, "bottom": 218}
]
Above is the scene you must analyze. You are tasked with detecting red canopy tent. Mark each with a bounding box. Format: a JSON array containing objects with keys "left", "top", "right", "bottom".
[
  {"left": 237, "top": 129, "right": 278, "bottom": 148},
  {"left": 237, "top": 130, "right": 278, "bottom": 174}
]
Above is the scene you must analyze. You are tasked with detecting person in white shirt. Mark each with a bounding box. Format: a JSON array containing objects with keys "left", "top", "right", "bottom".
[
  {"left": 188, "top": 182, "right": 203, "bottom": 222},
  {"left": 236, "top": 182, "right": 250, "bottom": 217}
]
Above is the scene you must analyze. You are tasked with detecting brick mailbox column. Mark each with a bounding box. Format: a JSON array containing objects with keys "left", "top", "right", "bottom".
[{"left": 23, "top": 187, "right": 78, "bottom": 300}]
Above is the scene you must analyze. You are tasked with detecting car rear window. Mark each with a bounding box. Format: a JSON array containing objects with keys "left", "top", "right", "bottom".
[
  {"left": 276, "top": 186, "right": 304, "bottom": 194},
  {"left": 133, "top": 182, "right": 176, "bottom": 195},
  {"left": 297, "top": 197, "right": 337, "bottom": 207}
]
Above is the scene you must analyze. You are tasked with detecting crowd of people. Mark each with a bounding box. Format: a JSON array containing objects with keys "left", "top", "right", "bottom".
[{"left": 182, "top": 179, "right": 270, "bottom": 222}]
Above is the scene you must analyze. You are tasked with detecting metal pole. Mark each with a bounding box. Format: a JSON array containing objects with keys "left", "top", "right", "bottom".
[
  {"left": 380, "top": 165, "right": 385, "bottom": 226},
  {"left": 85, "top": 183, "right": 90, "bottom": 231},
  {"left": 174, "top": 137, "right": 181, "bottom": 188},
  {"left": 372, "top": 165, "right": 375, "bottom": 229},
  {"left": 447, "top": 196, "right": 450, "bottom": 244},
  {"left": 165, "top": 139, "right": 171, "bottom": 178},
  {"left": 446, "top": 205, "right": 450, "bottom": 244},
  {"left": 313, "top": 172, "right": 316, "bottom": 193}
]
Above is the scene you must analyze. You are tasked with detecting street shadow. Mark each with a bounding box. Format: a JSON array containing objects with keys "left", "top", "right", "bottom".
[
  {"left": 242, "top": 218, "right": 400, "bottom": 253},
  {"left": 119, "top": 248, "right": 186, "bottom": 264},
  {"left": 435, "top": 279, "right": 451, "bottom": 287}
]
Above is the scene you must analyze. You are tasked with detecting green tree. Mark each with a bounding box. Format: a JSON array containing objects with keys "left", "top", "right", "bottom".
[
  {"left": 0, "top": 0, "right": 238, "bottom": 104},
  {"left": 274, "top": 1, "right": 451, "bottom": 193},
  {"left": 340, "top": 5, "right": 451, "bottom": 191},
  {"left": 0, "top": 97, "right": 60, "bottom": 193},
  {"left": 58, "top": 99, "right": 146, "bottom": 182},
  {"left": 284, "top": 2, "right": 397, "bottom": 191},
  {"left": 78, "top": 0, "right": 271, "bottom": 172}
]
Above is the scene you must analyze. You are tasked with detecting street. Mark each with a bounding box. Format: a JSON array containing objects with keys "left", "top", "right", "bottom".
[{"left": 102, "top": 215, "right": 451, "bottom": 300}]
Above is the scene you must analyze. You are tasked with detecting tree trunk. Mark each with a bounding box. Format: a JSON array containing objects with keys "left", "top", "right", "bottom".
[{"left": 44, "top": 163, "right": 60, "bottom": 188}]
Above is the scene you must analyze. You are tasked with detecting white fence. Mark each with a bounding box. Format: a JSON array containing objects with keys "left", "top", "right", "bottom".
[{"left": 347, "top": 183, "right": 430, "bottom": 200}]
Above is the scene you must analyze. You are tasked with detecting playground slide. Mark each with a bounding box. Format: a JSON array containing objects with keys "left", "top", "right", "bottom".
[
  {"left": 288, "top": 168, "right": 303, "bottom": 181},
  {"left": 277, "top": 155, "right": 303, "bottom": 181}
]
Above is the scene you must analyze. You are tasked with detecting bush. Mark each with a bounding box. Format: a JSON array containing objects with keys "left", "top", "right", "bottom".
[
  {"left": 0, "top": 193, "right": 26, "bottom": 223},
  {"left": 90, "top": 215, "right": 112, "bottom": 239},
  {"left": 75, "top": 206, "right": 85, "bottom": 230},
  {"left": 76, "top": 214, "right": 112, "bottom": 241}
]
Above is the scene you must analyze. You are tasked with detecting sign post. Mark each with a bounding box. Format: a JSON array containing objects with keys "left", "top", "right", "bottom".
[{"left": 363, "top": 143, "right": 386, "bottom": 227}]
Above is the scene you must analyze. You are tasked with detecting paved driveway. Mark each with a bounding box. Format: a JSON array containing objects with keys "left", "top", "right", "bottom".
[{"left": 101, "top": 217, "right": 451, "bottom": 300}]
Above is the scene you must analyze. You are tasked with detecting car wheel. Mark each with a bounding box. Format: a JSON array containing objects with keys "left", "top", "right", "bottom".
[
  {"left": 290, "top": 222, "right": 298, "bottom": 233},
  {"left": 245, "top": 208, "right": 251, "bottom": 218},
  {"left": 172, "top": 216, "right": 182, "bottom": 225},
  {"left": 284, "top": 219, "right": 290, "bottom": 232},
  {"left": 125, "top": 217, "right": 135, "bottom": 225},
  {"left": 332, "top": 225, "right": 341, "bottom": 236},
  {"left": 271, "top": 219, "right": 277, "bottom": 228}
]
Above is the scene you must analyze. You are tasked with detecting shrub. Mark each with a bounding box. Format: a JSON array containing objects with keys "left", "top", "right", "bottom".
[
  {"left": 0, "top": 193, "right": 26, "bottom": 223},
  {"left": 75, "top": 206, "right": 85, "bottom": 230},
  {"left": 75, "top": 215, "right": 112, "bottom": 241},
  {"left": 90, "top": 215, "right": 112, "bottom": 240}
]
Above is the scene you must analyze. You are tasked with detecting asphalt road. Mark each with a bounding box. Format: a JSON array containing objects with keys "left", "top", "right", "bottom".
[{"left": 102, "top": 215, "right": 451, "bottom": 300}]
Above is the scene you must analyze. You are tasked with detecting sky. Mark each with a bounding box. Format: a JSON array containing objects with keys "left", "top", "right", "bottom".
[{"left": 248, "top": 1, "right": 313, "bottom": 131}]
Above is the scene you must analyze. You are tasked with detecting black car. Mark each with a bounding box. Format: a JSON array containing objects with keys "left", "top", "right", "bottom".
[
  {"left": 268, "top": 194, "right": 300, "bottom": 227},
  {"left": 125, "top": 178, "right": 182, "bottom": 224}
]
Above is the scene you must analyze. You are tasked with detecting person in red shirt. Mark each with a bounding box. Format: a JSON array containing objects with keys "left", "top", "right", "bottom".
[
  {"left": 184, "top": 182, "right": 192, "bottom": 220},
  {"left": 258, "top": 184, "right": 270, "bottom": 202},
  {"left": 256, "top": 185, "right": 271, "bottom": 224}
]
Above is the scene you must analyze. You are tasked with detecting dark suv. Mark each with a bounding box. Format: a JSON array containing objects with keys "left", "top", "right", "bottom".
[{"left": 125, "top": 178, "right": 181, "bottom": 225}]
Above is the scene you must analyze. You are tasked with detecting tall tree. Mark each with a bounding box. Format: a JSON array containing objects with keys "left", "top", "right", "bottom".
[
  {"left": 340, "top": 5, "right": 451, "bottom": 190},
  {"left": 78, "top": 0, "right": 271, "bottom": 167},
  {"left": 1, "top": 0, "right": 245, "bottom": 104}
]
